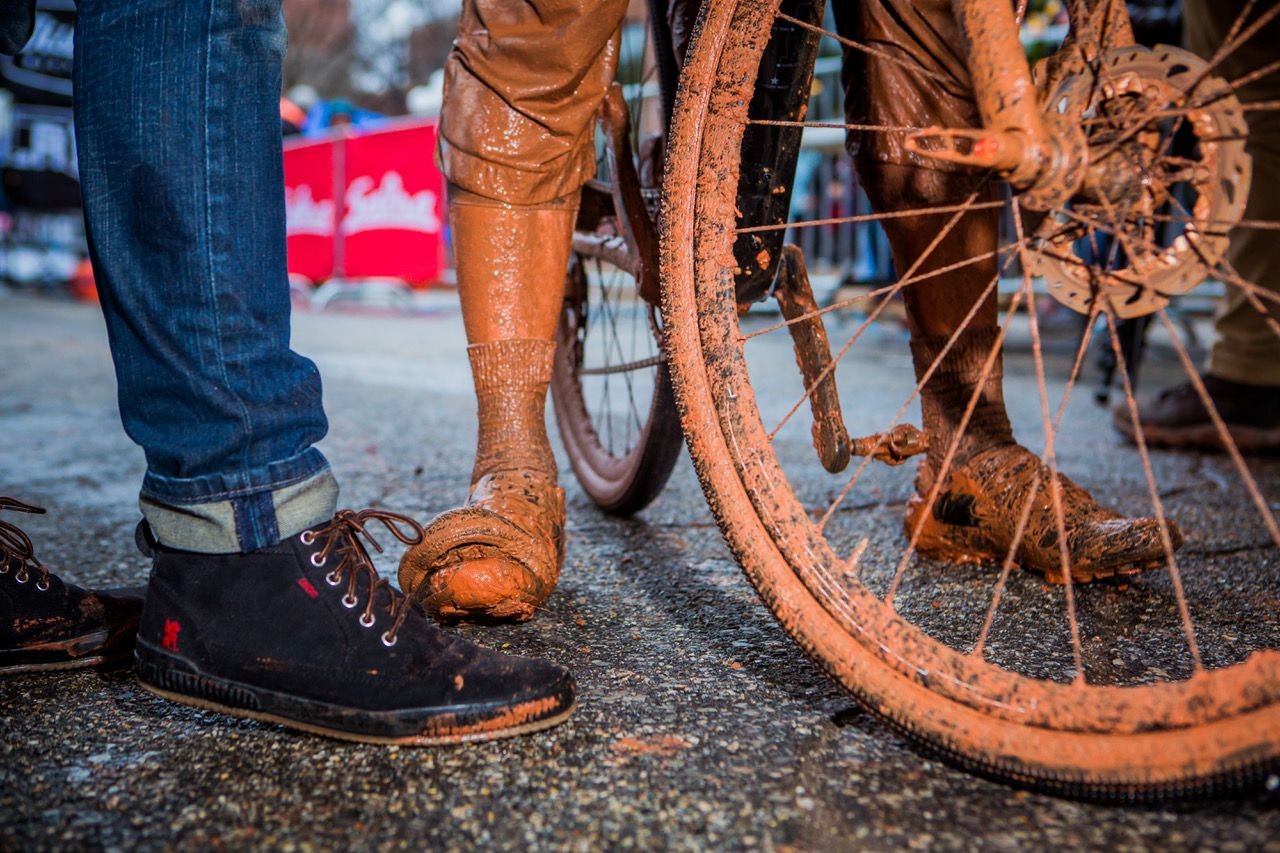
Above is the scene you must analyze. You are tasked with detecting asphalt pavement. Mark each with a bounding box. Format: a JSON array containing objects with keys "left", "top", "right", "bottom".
[{"left": 1, "top": 290, "right": 1277, "bottom": 851}]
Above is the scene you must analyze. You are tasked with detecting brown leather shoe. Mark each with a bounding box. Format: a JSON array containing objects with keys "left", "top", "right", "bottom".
[
  {"left": 906, "top": 446, "right": 1179, "bottom": 583},
  {"left": 1114, "top": 375, "right": 1280, "bottom": 453},
  {"left": 0, "top": 497, "right": 143, "bottom": 674}
]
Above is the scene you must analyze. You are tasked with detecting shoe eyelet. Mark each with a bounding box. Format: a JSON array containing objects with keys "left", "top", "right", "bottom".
[
  {"left": 342, "top": 593, "right": 358, "bottom": 608},
  {"left": 359, "top": 612, "right": 376, "bottom": 627},
  {"left": 36, "top": 578, "right": 50, "bottom": 591},
  {"left": 309, "top": 552, "right": 326, "bottom": 568},
  {"left": 14, "top": 571, "right": 27, "bottom": 584},
  {"left": 299, "top": 530, "right": 316, "bottom": 545},
  {"left": 325, "top": 571, "right": 341, "bottom": 586},
  {"left": 0, "top": 563, "right": 9, "bottom": 575},
  {"left": 381, "top": 631, "right": 397, "bottom": 647}
]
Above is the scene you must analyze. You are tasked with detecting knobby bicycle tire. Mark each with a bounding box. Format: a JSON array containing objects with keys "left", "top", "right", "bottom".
[{"left": 659, "top": 0, "right": 1280, "bottom": 801}]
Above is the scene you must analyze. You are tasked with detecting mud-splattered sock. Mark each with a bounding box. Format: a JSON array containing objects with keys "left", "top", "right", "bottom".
[
  {"left": 910, "top": 326, "right": 1015, "bottom": 480},
  {"left": 468, "top": 338, "right": 558, "bottom": 486}
]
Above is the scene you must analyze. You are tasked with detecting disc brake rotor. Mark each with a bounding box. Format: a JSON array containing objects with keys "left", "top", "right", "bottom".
[{"left": 1032, "top": 45, "right": 1252, "bottom": 319}]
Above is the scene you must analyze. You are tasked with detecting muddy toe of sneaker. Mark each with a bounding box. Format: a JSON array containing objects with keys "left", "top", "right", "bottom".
[
  {"left": 1057, "top": 516, "right": 1181, "bottom": 583},
  {"left": 417, "top": 553, "right": 546, "bottom": 622},
  {"left": 399, "top": 485, "right": 564, "bottom": 623},
  {"left": 448, "top": 647, "right": 576, "bottom": 713}
]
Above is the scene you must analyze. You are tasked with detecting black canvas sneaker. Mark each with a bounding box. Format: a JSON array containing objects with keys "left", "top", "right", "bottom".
[
  {"left": 0, "top": 497, "right": 143, "bottom": 674},
  {"left": 133, "top": 508, "right": 576, "bottom": 744}
]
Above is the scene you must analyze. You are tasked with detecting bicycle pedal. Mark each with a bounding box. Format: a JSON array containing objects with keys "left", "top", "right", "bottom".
[{"left": 849, "top": 424, "right": 929, "bottom": 467}]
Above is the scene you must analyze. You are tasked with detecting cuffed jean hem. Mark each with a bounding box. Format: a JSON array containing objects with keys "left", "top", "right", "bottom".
[{"left": 139, "top": 457, "right": 339, "bottom": 554}]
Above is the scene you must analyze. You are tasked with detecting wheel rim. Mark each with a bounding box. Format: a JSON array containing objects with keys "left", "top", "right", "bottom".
[{"left": 553, "top": 245, "right": 670, "bottom": 501}]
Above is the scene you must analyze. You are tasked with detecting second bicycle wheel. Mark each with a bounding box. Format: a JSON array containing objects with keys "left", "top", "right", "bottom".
[
  {"left": 551, "top": 11, "right": 684, "bottom": 516},
  {"left": 662, "top": 0, "right": 1280, "bottom": 799},
  {"left": 553, "top": 222, "right": 682, "bottom": 515}
]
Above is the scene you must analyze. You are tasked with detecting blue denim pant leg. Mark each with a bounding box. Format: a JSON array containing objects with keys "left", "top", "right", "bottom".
[{"left": 72, "top": 0, "right": 337, "bottom": 553}]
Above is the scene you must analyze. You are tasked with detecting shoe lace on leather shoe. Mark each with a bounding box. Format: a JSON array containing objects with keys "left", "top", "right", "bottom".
[
  {"left": 0, "top": 497, "right": 52, "bottom": 591},
  {"left": 303, "top": 509, "right": 425, "bottom": 648}
]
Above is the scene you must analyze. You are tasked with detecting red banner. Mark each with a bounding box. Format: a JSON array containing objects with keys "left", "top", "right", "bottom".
[
  {"left": 341, "top": 123, "right": 445, "bottom": 285},
  {"left": 283, "top": 120, "right": 446, "bottom": 288},
  {"left": 283, "top": 138, "right": 336, "bottom": 284}
]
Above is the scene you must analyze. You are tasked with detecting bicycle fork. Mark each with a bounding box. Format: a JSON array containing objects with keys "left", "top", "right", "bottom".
[{"left": 906, "top": 0, "right": 1136, "bottom": 211}]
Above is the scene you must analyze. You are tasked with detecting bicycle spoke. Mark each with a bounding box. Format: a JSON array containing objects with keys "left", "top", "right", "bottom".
[
  {"left": 886, "top": 284, "right": 1028, "bottom": 606},
  {"left": 1243, "top": 99, "right": 1280, "bottom": 114},
  {"left": 1083, "top": 98, "right": 1280, "bottom": 127},
  {"left": 745, "top": 118, "right": 922, "bottom": 133},
  {"left": 1155, "top": 308, "right": 1280, "bottom": 551},
  {"left": 1064, "top": 186, "right": 1280, "bottom": 322},
  {"left": 971, "top": 472, "right": 1040, "bottom": 659},
  {"left": 748, "top": 216, "right": 1083, "bottom": 341},
  {"left": 627, "top": 295, "right": 645, "bottom": 440},
  {"left": 597, "top": 260, "right": 643, "bottom": 448},
  {"left": 737, "top": 199, "right": 1006, "bottom": 235},
  {"left": 1134, "top": 213, "right": 1280, "bottom": 232},
  {"left": 1222, "top": 257, "right": 1280, "bottom": 346},
  {"left": 1013, "top": 204, "right": 1086, "bottom": 684},
  {"left": 816, "top": 257, "right": 1015, "bottom": 531},
  {"left": 747, "top": 255, "right": 993, "bottom": 341},
  {"left": 1195, "top": 0, "right": 1280, "bottom": 91},
  {"left": 765, "top": 184, "right": 996, "bottom": 440},
  {"left": 1102, "top": 305, "right": 1203, "bottom": 672},
  {"left": 1088, "top": 1, "right": 1280, "bottom": 169},
  {"left": 1220, "top": 0, "right": 1264, "bottom": 47},
  {"left": 1227, "top": 58, "right": 1280, "bottom": 96},
  {"left": 972, "top": 301, "right": 1100, "bottom": 660},
  {"left": 773, "top": 11, "right": 955, "bottom": 86},
  {"left": 815, "top": 272, "right": 999, "bottom": 531}
]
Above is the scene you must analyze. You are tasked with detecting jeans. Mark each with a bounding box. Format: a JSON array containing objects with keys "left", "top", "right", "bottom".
[{"left": 73, "top": 0, "right": 337, "bottom": 553}]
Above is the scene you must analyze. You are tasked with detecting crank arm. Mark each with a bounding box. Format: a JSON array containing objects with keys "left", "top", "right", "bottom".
[{"left": 773, "top": 245, "right": 852, "bottom": 474}]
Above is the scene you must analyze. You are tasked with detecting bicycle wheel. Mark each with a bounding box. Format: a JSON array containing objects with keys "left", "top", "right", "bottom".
[
  {"left": 551, "top": 11, "right": 684, "bottom": 517},
  {"left": 662, "top": 0, "right": 1280, "bottom": 799}
]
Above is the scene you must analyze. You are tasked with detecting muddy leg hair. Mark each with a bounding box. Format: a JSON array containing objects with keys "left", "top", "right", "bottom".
[
  {"left": 911, "top": 327, "right": 1015, "bottom": 474},
  {"left": 468, "top": 339, "right": 557, "bottom": 483}
]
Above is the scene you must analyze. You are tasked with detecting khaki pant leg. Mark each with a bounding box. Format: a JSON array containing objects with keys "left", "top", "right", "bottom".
[
  {"left": 1186, "top": 0, "right": 1280, "bottom": 384},
  {"left": 438, "top": 0, "right": 628, "bottom": 206}
]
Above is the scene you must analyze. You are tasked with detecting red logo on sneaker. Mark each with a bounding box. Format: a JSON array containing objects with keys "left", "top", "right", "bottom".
[
  {"left": 297, "top": 578, "right": 319, "bottom": 599},
  {"left": 162, "top": 619, "right": 181, "bottom": 652}
]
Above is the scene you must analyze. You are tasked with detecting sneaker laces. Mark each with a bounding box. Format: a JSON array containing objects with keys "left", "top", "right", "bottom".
[
  {"left": 0, "top": 497, "right": 51, "bottom": 589},
  {"left": 304, "top": 509, "right": 425, "bottom": 647}
]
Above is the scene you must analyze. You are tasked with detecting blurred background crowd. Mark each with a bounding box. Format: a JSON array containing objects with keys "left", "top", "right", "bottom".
[{"left": 0, "top": 0, "right": 1183, "bottom": 303}]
